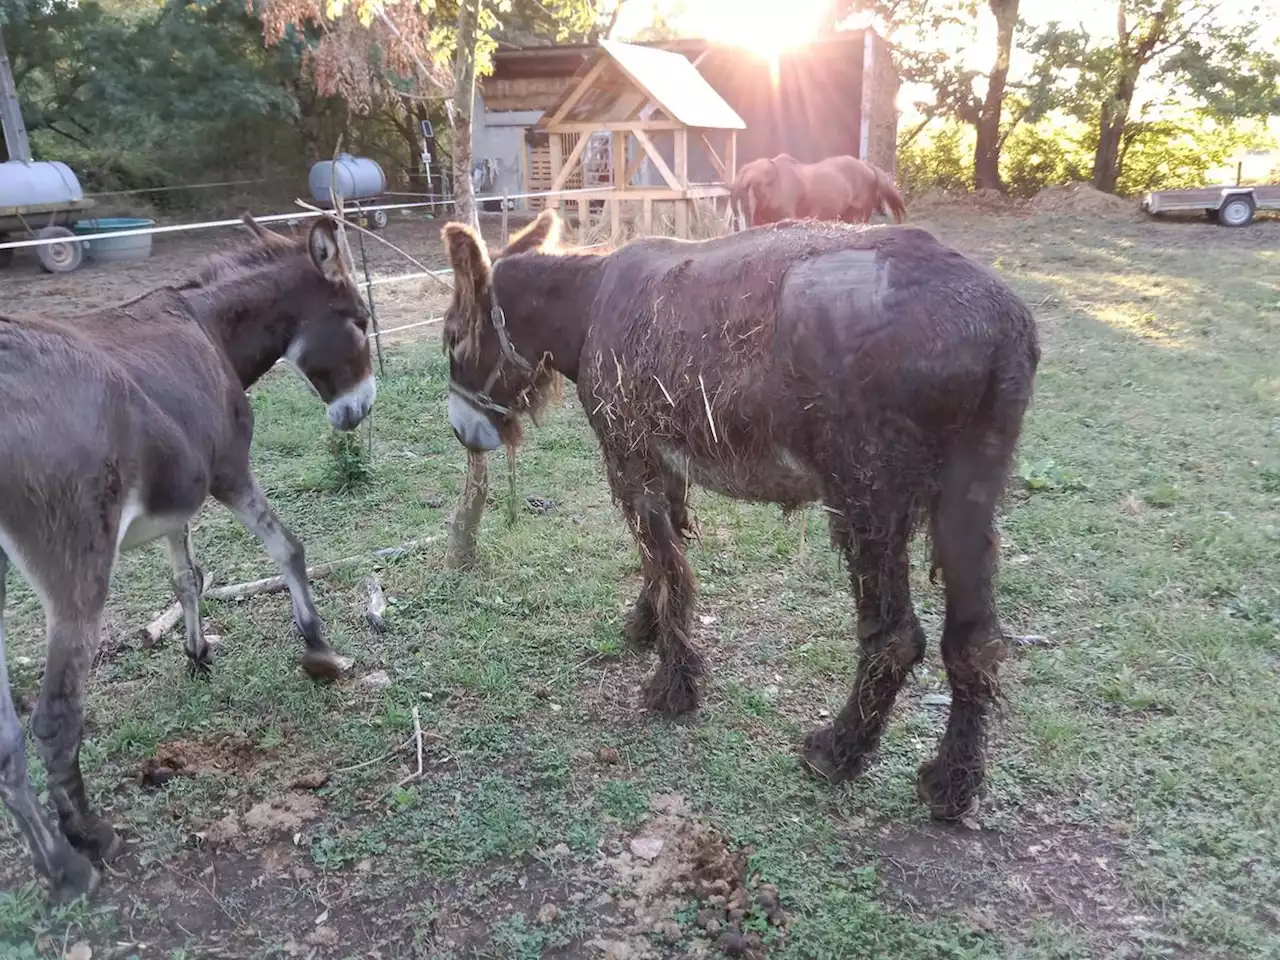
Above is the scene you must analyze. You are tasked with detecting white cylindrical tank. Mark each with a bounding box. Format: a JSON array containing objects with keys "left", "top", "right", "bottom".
[
  {"left": 0, "top": 160, "right": 85, "bottom": 209},
  {"left": 308, "top": 154, "right": 387, "bottom": 205}
]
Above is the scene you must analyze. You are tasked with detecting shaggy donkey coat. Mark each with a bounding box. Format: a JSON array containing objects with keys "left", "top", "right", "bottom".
[{"left": 441, "top": 210, "right": 1038, "bottom": 821}]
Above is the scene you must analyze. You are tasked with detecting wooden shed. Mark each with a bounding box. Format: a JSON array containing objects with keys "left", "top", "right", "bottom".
[
  {"left": 475, "top": 30, "right": 900, "bottom": 210},
  {"left": 532, "top": 39, "right": 745, "bottom": 240}
]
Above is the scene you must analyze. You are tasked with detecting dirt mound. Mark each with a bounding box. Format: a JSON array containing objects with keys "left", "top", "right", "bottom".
[
  {"left": 1030, "top": 182, "right": 1135, "bottom": 216},
  {"left": 909, "top": 188, "right": 1026, "bottom": 216},
  {"left": 138, "top": 732, "right": 277, "bottom": 786},
  {"left": 590, "top": 793, "right": 789, "bottom": 958}
]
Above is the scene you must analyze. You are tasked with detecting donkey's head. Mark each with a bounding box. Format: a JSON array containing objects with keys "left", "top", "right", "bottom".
[
  {"left": 439, "top": 210, "right": 563, "bottom": 452},
  {"left": 242, "top": 214, "right": 376, "bottom": 431}
]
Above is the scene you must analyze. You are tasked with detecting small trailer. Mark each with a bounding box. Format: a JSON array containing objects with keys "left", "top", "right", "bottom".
[
  {"left": 1142, "top": 183, "right": 1280, "bottom": 228},
  {"left": 1, "top": 26, "right": 93, "bottom": 272}
]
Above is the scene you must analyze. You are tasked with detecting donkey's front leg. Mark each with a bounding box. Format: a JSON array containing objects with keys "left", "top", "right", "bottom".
[
  {"left": 164, "top": 527, "right": 210, "bottom": 678},
  {"left": 220, "top": 478, "right": 344, "bottom": 681}
]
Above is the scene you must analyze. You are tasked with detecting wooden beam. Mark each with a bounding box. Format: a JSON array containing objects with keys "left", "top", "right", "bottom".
[
  {"left": 699, "top": 132, "right": 725, "bottom": 180},
  {"left": 642, "top": 196, "right": 653, "bottom": 233},
  {"left": 632, "top": 128, "right": 682, "bottom": 192},
  {"left": 550, "top": 132, "right": 592, "bottom": 193},
  {"left": 725, "top": 131, "right": 737, "bottom": 185},
  {"left": 612, "top": 131, "right": 628, "bottom": 190},
  {"left": 547, "top": 57, "right": 608, "bottom": 126},
  {"left": 547, "top": 120, "right": 688, "bottom": 133},
  {"left": 623, "top": 136, "right": 646, "bottom": 187},
  {"left": 609, "top": 197, "right": 621, "bottom": 243}
]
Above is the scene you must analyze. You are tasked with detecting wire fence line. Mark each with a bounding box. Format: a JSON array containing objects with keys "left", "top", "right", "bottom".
[{"left": 0, "top": 185, "right": 616, "bottom": 252}]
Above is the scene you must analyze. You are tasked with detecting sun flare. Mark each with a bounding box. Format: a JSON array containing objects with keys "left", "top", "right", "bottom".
[
  {"left": 620, "top": 0, "right": 833, "bottom": 58},
  {"left": 683, "top": 0, "right": 831, "bottom": 55}
]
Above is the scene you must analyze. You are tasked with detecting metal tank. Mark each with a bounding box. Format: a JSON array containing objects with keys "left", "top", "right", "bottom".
[
  {"left": 0, "top": 159, "right": 85, "bottom": 208},
  {"left": 308, "top": 154, "right": 387, "bottom": 204}
]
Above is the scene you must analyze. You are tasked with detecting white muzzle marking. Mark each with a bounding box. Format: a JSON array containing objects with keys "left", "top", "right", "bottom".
[
  {"left": 328, "top": 375, "right": 377, "bottom": 430},
  {"left": 448, "top": 389, "right": 503, "bottom": 452}
]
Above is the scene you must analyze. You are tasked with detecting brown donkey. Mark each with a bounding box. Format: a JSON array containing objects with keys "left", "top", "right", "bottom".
[
  {"left": 440, "top": 210, "right": 1039, "bottom": 822},
  {"left": 0, "top": 214, "right": 376, "bottom": 901}
]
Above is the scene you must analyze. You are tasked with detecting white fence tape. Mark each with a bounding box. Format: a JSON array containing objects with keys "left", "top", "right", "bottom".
[{"left": 0, "top": 186, "right": 616, "bottom": 252}]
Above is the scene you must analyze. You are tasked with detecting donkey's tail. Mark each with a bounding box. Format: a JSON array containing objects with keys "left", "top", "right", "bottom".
[
  {"left": 729, "top": 179, "right": 752, "bottom": 232},
  {"left": 874, "top": 167, "right": 908, "bottom": 223}
]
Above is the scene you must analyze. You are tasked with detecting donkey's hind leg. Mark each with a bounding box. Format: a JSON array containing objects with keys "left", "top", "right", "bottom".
[
  {"left": 219, "top": 478, "right": 343, "bottom": 681},
  {"left": 915, "top": 434, "right": 1009, "bottom": 820},
  {"left": 0, "top": 549, "right": 98, "bottom": 902},
  {"left": 801, "top": 498, "right": 925, "bottom": 782},
  {"left": 165, "top": 526, "right": 209, "bottom": 678}
]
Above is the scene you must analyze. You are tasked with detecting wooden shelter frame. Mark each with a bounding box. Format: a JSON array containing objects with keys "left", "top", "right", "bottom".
[{"left": 537, "top": 40, "right": 744, "bottom": 241}]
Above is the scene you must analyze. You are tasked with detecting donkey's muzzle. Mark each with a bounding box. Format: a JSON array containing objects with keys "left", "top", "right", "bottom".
[
  {"left": 448, "top": 389, "right": 503, "bottom": 452},
  {"left": 327, "top": 375, "right": 377, "bottom": 431}
]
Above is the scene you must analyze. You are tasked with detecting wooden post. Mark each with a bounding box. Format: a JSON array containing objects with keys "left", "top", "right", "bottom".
[
  {"left": 548, "top": 134, "right": 563, "bottom": 210},
  {"left": 500, "top": 194, "right": 510, "bottom": 246},
  {"left": 445, "top": 449, "right": 489, "bottom": 569},
  {"left": 674, "top": 129, "right": 689, "bottom": 237},
  {"left": 611, "top": 130, "right": 626, "bottom": 244},
  {"left": 450, "top": 0, "right": 482, "bottom": 230}
]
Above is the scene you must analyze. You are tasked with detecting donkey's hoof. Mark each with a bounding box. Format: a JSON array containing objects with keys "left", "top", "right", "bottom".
[
  {"left": 67, "top": 817, "right": 123, "bottom": 865},
  {"left": 800, "top": 726, "right": 867, "bottom": 783},
  {"left": 916, "top": 757, "right": 981, "bottom": 821},
  {"left": 186, "top": 651, "right": 214, "bottom": 681},
  {"left": 301, "top": 649, "right": 347, "bottom": 682},
  {"left": 641, "top": 666, "right": 700, "bottom": 716},
  {"left": 48, "top": 849, "right": 99, "bottom": 905}
]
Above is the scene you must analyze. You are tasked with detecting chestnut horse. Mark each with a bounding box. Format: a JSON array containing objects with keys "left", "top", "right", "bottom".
[
  {"left": 0, "top": 215, "right": 375, "bottom": 902},
  {"left": 440, "top": 209, "right": 1038, "bottom": 823},
  {"left": 731, "top": 153, "right": 907, "bottom": 230}
]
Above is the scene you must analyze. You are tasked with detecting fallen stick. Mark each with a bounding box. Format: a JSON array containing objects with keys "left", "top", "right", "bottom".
[
  {"left": 332, "top": 736, "right": 413, "bottom": 775},
  {"left": 398, "top": 705, "right": 425, "bottom": 787},
  {"left": 363, "top": 573, "right": 388, "bottom": 633},
  {"left": 139, "top": 538, "right": 435, "bottom": 646}
]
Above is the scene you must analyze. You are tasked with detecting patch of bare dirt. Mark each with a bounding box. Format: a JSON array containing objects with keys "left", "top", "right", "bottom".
[
  {"left": 587, "top": 793, "right": 789, "bottom": 959},
  {"left": 877, "top": 821, "right": 1167, "bottom": 949},
  {"left": 1029, "top": 182, "right": 1137, "bottom": 217},
  {"left": 137, "top": 731, "right": 279, "bottom": 787},
  {"left": 196, "top": 791, "right": 325, "bottom": 851}
]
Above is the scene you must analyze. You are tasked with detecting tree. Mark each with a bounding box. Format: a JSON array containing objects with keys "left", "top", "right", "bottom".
[
  {"left": 1025, "top": 1, "right": 1280, "bottom": 193},
  {"left": 972, "top": 0, "right": 1018, "bottom": 190}
]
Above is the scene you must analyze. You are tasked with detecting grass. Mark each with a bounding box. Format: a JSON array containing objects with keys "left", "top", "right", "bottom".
[{"left": 2, "top": 210, "right": 1279, "bottom": 958}]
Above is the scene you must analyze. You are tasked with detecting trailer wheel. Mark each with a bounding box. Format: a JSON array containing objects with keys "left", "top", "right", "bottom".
[
  {"left": 369, "top": 208, "right": 389, "bottom": 230},
  {"left": 35, "top": 226, "right": 85, "bottom": 273},
  {"left": 1218, "top": 194, "right": 1256, "bottom": 228}
]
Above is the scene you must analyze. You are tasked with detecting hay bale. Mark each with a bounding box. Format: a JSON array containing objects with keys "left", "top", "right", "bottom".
[{"left": 1029, "top": 182, "right": 1136, "bottom": 217}]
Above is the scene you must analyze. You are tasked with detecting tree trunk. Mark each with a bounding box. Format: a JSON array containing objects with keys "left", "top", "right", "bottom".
[
  {"left": 451, "top": 0, "right": 481, "bottom": 230},
  {"left": 973, "top": 0, "right": 1019, "bottom": 191},
  {"left": 1092, "top": 72, "right": 1136, "bottom": 194}
]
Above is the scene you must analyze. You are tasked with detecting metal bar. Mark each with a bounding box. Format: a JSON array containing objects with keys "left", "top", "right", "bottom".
[{"left": 0, "top": 26, "right": 32, "bottom": 161}]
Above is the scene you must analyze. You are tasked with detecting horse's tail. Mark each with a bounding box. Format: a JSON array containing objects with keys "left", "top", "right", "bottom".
[{"left": 874, "top": 167, "right": 908, "bottom": 223}]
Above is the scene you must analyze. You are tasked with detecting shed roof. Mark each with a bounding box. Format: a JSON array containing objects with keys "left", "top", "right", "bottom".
[{"left": 538, "top": 39, "right": 745, "bottom": 130}]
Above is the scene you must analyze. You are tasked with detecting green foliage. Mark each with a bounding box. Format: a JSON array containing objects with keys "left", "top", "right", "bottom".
[{"left": 896, "top": 123, "right": 973, "bottom": 196}]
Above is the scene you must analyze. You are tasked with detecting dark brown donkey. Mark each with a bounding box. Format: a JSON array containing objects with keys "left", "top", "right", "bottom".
[
  {"left": 0, "top": 214, "right": 375, "bottom": 901},
  {"left": 441, "top": 210, "right": 1039, "bottom": 821}
]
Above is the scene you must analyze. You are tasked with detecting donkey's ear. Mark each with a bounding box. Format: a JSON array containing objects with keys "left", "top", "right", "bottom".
[
  {"left": 242, "top": 212, "right": 294, "bottom": 249},
  {"left": 307, "top": 217, "right": 345, "bottom": 283},
  {"left": 442, "top": 221, "right": 493, "bottom": 303},
  {"left": 503, "top": 209, "right": 561, "bottom": 257}
]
